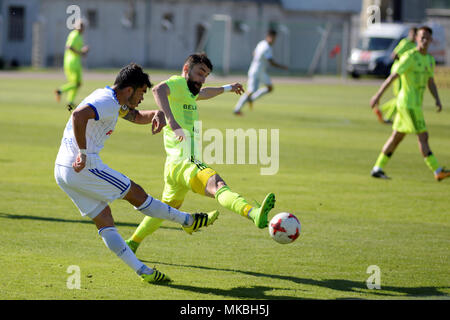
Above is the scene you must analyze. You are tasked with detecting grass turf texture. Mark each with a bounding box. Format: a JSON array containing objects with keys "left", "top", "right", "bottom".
[{"left": 0, "top": 73, "right": 449, "bottom": 300}]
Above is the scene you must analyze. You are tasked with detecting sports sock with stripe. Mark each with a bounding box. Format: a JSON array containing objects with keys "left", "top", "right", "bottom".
[
  {"left": 136, "top": 195, "right": 193, "bottom": 226},
  {"left": 215, "top": 185, "right": 253, "bottom": 219},
  {"left": 99, "top": 226, "right": 145, "bottom": 273}
]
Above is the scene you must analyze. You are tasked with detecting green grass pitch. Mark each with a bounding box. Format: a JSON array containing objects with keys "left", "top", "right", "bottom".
[{"left": 0, "top": 72, "right": 449, "bottom": 300}]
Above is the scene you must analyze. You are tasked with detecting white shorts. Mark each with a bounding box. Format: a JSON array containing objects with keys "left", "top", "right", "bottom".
[
  {"left": 247, "top": 69, "right": 272, "bottom": 93},
  {"left": 54, "top": 163, "right": 131, "bottom": 219}
]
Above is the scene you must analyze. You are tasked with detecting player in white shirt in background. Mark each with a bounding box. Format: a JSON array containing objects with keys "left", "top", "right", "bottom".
[
  {"left": 54, "top": 63, "right": 218, "bottom": 284},
  {"left": 233, "top": 29, "right": 288, "bottom": 115}
]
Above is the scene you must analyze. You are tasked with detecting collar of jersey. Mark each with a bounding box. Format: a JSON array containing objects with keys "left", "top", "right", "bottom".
[{"left": 105, "top": 86, "right": 120, "bottom": 104}]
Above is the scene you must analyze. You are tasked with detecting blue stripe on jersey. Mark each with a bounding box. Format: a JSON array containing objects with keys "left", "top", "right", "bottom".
[
  {"left": 87, "top": 103, "right": 99, "bottom": 121},
  {"left": 88, "top": 169, "right": 129, "bottom": 193}
]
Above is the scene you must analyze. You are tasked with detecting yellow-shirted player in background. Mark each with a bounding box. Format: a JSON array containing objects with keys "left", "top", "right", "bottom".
[
  {"left": 55, "top": 20, "right": 89, "bottom": 111},
  {"left": 370, "top": 26, "right": 450, "bottom": 181},
  {"left": 375, "top": 26, "right": 417, "bottom": 124},
  {"left": 126, "top": 53, "right": 276, "bottom": 253}
]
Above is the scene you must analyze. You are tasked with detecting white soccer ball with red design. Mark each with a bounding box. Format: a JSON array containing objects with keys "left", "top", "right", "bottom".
[{"left": 269, "top": 212, "right": 301, "bottom": 244}]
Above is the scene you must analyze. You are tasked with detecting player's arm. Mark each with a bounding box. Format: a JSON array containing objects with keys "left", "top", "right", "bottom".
[
  {"left": 428, "top": 77, "right": 442, "bottom": 112},
  {"left": 197, "top": 83, "right": 245, "bottom": 101},
  {"left": 268, "top": 58, "right": 288, "bottom": 70},
  {"left": 370, "top": 72, "right": 399, "bottom": 109},
  {"left": 121, "top": 107, "right": 166, "bottom": 134},
  {"left": 65, "top": 45, "right": 89, "bottom": 56},
  {"left": 71, "top": 105, "right": 96, "bottom": 172},
  {"left": 152, "top": 82, "right": 185, "bottom": 141}
]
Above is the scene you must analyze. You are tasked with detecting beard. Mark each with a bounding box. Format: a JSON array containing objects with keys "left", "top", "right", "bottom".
[{"left": 187, "top": 78, "right": 202, "bottom": 96}]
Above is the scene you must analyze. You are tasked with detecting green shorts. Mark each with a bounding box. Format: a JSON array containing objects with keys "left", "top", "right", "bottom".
[
  {"left": 392, "top": 105, "right": 427, "bottom": 134},
  {"left": 64, "top": 60, "right": 82, "bottom": 84},
  {"left": 162, "top": 157, "right": 217, "bottom": 207}
]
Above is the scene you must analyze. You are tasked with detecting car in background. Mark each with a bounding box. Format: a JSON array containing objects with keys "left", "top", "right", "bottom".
[
  {"left": 347, "top": 23, "right": 409, "bottom": 78},
  {"left": 347, "top": 22, "right": 446, "bottom": 78}
]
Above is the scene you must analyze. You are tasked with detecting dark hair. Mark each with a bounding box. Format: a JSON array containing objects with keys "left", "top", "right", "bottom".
[
  {"left": 417, "top": 25, "right": 433, "bottom": 35},
  {"left": 409, "top": 26, "right": 417, "bottom": 33},
  {"left": 114, "top": 63, "right": 152, "bottom": 90},
  {"left": 267, "top": 29, "right": 277, "bottom": 37},
  {"left": 184, "top": 53, "right": 213, "bottom": 72}
]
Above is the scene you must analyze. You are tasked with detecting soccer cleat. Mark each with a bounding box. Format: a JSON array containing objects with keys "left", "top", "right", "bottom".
[
  {"left": 435, "top": 168, "right": 450, "bottom": 182},
  {"left": 233, "top": 111, "right": 243, "bottom": 116},
  {"left": 371, "top": 169, "right": 390, "bottom": 179},
  {"left": 125, "top": 239, "right": 140, "bottom": 254},
  {"left": 66, "top": 103, "right": 75, "bottom": 112},
  {"left": 373, "top": 107, "right": 384, "bottom": 123},
  {"left": 251, "top": 193, "right": 276, "bottom": 229},
  {"left": 182, "top": 210, "right": 219, "bottom": 235},
  {"left": 54, "top": 89, "right": 62, "bottom": 102},
  {"left": 141, "top": 269, "right": 171, "bottom": 284}
]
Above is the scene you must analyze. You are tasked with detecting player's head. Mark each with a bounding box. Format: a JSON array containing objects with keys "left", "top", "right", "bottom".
[
  {"left": 182, "top": 53, "right": 213, "bottom": 95},
  {"left": 416, "top": 26, "right": 433, "bottom": 51},
  {"left": 75, "top": 19, "right": 86, "bottom": 33},
  {"left": 408, "top": 26, "right": 417, "bottom": 41},
  {"left": 266, "top": 29, "right": 277, "bottom": 45},
  {"left": 114, "top": 63, "right": 152, "bottom": 107}
]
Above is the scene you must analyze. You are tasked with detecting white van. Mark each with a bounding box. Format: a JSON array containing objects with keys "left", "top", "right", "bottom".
[{"left": 347, "top": 22, "right": 446, "bottom": 78}]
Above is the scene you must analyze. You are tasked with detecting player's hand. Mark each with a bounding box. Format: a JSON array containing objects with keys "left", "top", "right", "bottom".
[
  {"left": 81, "top": 46, "right": 89, "bottom": 55},
  {"left": 370, "top": 95, "right": 380, "bottom": 109},
  {"left": 230, "top": 83, "right": 245, "bottom": 95},
  {"left": 72, "top": 153, "right": 87, "bottom": 173},
  {"left": 436, "top": 100, "right": 442, "bottom": 113},
  {"left": 169, "top": 121, "right": 186, "bottom": 142},
  {"left": 151, "top": 111, "right": 166, "bottom": 134}
]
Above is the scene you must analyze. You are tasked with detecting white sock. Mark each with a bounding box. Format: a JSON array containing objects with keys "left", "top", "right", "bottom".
[
  {"left": 234, "top": 94, "right": 250, "bottom": 112},
  {"left": 251, "top": 87, "right": 269, "bottom": 101},
  {"left": 136, "top": 195, "right": 192, "bottom": 226},
  {"left": 98, "top": 226, "right": 146, "bottom": 273}
]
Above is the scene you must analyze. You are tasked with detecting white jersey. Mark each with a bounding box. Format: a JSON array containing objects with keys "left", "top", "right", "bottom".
[
  {"left": 248, "top": 40, "right": 273, "bottom": 75},
  {"left": 55, "top": 86, "right": 122, "bottom": 169}
]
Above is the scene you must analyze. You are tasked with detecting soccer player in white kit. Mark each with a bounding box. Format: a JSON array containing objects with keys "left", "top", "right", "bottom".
[
  {"left": 233, "top": 29, "right": 288, "bottom": 115},
  {"left": 54, "top": 63, "right": 219, "bottom": 284}
]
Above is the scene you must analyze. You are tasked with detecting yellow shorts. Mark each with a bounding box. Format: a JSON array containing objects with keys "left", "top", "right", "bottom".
[
  {"left": 162, "top": 158, "right": 217, "bottom": 207},
  {"left": 392, "top": 105, "right": 427, "bottom": 134}
]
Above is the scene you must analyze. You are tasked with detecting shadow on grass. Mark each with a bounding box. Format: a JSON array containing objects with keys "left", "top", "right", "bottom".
[
  {"left": 0, "top": 212, "right": 178, "bottom": 230},
  {"left": 141, "top": 260, "right": 450, "bottom": 300}
]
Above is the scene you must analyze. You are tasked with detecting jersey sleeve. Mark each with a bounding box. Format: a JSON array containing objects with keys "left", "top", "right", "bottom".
[
  {"left": 263, "top": 45, "right": 273, "bottom": 60},
  {"left": 395, "top": 51, "right": 414, "bottom": 75},
  {"left": 393, "top": 39, "right": 407, "bottom": 54},
  {"left": 428, "top": 55, "right": 436, "bottom": 79},
  {"left": 65, "top": 30, "right": 77, "bottom": 48},
  {"left": 165, "top": 77, "right": 183, "bottom": 98},
  {"left": 86, "top": 96, "right": 118, "bottom": 121}
]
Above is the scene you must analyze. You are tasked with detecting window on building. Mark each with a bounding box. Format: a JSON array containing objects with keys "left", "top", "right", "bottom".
[
  {"left": 8, "top": 6, "right": 25, "bottom": 42},
  {"left": 87, "top": 9, "right": 98, "bottom": 29}
]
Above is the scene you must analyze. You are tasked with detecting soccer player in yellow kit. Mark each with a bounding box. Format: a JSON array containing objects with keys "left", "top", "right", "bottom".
[
  {"left": 370, "top": 26, "right": 450, "bottom": 181},
  {"left": 376, "top": 27, "right": 417, "bottom": 123},
  {"left": 55, "top": 21, "right": 89, "bottom": 111},
  {"left": 126, "top": 53, "right": 276, "bottom": 253}
]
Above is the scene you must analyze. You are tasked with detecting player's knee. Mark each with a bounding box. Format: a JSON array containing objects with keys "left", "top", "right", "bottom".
[
  {"left": 207, "top": 174, "right": 226, "bottom": 197},
  {"left": 163, "top": 199, "right": 183, "bottom": 209},
  {"left": 124, "top": 181, "right": 147, "bottom": 207},
  {"left": 93, "top": 206, "right": 115, "bottom": 230}
]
